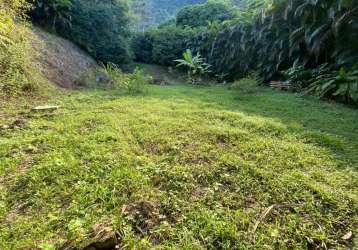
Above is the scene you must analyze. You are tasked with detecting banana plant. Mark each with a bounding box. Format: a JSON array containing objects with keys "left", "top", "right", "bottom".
[{"left": 175, "top": 49, "right": 212, "bottom": 84}]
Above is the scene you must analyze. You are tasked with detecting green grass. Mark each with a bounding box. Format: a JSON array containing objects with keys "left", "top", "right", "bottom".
[{"left": 0, "top": 84, "right": 357, "bottom": 249}]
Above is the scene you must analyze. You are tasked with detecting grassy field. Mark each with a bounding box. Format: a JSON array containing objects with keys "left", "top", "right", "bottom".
[{"left": 0, "top": 83, "right": 357, "bottom": 249}]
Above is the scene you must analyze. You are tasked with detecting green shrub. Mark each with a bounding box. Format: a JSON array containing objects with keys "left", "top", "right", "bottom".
[
  {"left": 229, "top": 76, "right": 259, "bottom": 94},
  {"left": 30, "top": 0, "right": 72, "bottom": 31},
  {"left": 69, "top": 0, "right": 132, "bottom": 64},
  {"left": 125, "top": 67, "right": 151, "bottom": 95},
  {"left": 102, "top": 64, "right": 151, "bottom": 95},
  {"left": 132, "top": 31, "right": 154, "bottom": 64},
  {"left": 306, "top": 65, "right": 358, "bottom": 104},
  {"left": 188, "top": 0, "right": 358, "bottom": 84},
  {"left": 283, "top": 62, "right": 313, "bottom": 91}
]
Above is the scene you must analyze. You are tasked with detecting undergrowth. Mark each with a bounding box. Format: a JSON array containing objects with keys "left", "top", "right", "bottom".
[
  {"left": 102, "top": 64, "right": 152, "bottom": 94},
  {"left": 0, "top": 0, "right": 40, "bottom": 96}
]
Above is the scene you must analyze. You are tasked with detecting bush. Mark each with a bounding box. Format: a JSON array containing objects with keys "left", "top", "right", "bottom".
[
  {"left": 102, "top": 64, "right": 151, "bottom": 95},
  {"left": 186, "top": 0, "right": 358, "bottom": 84},
  {"left": 66, "top": 0, "right": 132, "bottom": 64},
  {"left": 30, "top": 0, "right": 72, "bottom": 31},
  {"left": 125, "top": 67, "right": 151, "bottom": 95},
  {"left": 229, "top": 75, "right": 259, "bottom": 94},
  {"left": 175, "top": 49, "right": 211, "bottom": 84},
  {"left": 132, "top": 31, "right": 154, "bottom": 64},
  {"left": 306, "top": 65, "right": 358, "bottom": 104}
]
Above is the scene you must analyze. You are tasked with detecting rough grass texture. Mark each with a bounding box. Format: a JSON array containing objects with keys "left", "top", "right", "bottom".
[{"left": 0, "top": 84, "right": 357, "bottom": 249}]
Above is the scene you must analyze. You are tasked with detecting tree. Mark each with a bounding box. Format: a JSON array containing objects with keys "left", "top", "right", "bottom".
[{"left": 30, "top": 0, "right": 72, "bottom": 29}]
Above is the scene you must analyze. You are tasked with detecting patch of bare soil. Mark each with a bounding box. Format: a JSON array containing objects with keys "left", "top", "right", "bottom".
[
  {"left": 31, "top": 27, "right": 98, "bottom": 89},
  {"left": 121, "top": 200, "right": 161, "bottom": 235}
]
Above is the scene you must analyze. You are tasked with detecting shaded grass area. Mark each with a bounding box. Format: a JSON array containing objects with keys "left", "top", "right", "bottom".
[{"left": 0, "top": 84, "right": 357, "bottom": 249}]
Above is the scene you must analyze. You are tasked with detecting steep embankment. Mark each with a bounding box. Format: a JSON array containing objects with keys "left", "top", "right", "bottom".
[
  {"left": 31, "top": 27, "right": 98, "bottom": 89},
  {"left": 0, "top": 25, "right": 99, "bottom": 124}
]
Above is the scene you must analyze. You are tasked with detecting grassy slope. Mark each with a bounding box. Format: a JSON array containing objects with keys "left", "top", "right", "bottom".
[{"left": 0, "top": 84, "right": 357, "bottom": 249}]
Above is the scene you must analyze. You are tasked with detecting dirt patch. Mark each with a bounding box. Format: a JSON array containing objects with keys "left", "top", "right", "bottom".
[
  {"left": 62, "top": 224, "right": 120, "bottom": 250},
  {"left": 82, "top": 225, "right": 119, "bottom": 250},
  {"left": 121, "top": 200, "right": 161, "bottom": 235},
  {"left": 0, "top": 118, "right": 27, "bottom": 130},
  {"left": 31, "top": 27, "right": 98, "bottom": 89}
]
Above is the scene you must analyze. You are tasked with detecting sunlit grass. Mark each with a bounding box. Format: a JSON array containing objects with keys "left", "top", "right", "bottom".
[{"left": 0, "top": 84, "right": 357, "bottom": 249}]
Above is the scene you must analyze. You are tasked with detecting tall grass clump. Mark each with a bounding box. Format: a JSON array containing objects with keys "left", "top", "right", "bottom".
[
  {"left": 0, "top": 0, "right": 38, "bottom": 95},
  {"left": 102, "top": 64, "right": 151, "bottom": 95}
]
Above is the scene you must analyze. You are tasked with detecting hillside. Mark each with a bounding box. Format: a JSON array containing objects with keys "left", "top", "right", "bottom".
[
  {"left": 31, "top": 27, "right": 98, "bottom": 89},
  {"left": 132, "top": 0, "right": 206, "bottom": 30},
  {"left": 0, "top": 25, "right": 99, "bottom": 124}
]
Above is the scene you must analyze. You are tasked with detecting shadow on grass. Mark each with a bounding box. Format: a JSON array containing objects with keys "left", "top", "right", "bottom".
[{"left": 145, "top": 84, "right": 358, "bottom": 168}]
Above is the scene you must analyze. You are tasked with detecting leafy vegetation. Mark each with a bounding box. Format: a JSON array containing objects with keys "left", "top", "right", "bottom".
[
  {"left": 229, "top": 73, "right": 261, "bottom": 94},
  {"left": 282, "top": 61, "right": 313, "bottom": 91},
  {"left": 306, "top": 65, "right": 358, "bottom": 104},
  {"left": 1, "top": 82, "right": 357, "bottom": 249},
  {"left": 175, "top": 49, "right": 211, "bottom": 84},
  {"left": 102, "top": 63, "right": 151, "bottom": 95},
  {"left": 282, "top": 62, "right": 358, "bottom": 104},
  {"left": 188, "top": 0, "right": 358, "bottom": 91},
  {"left": 30, "top": 0, "right": 72, "bottom": 30},
  {"left": 132, "top": 26, "right": 195, "bottom": 66}
]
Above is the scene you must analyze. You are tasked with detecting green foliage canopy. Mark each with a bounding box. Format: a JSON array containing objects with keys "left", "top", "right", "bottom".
[
  {"left": 132, "top": 26, "right": 195, "bottom": 66},
  {"left": 176, "top": 1, "right": 236, "bottom": 28}
]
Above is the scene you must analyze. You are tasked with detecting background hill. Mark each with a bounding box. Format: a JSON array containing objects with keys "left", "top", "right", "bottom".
[
  {"left": 131, "top": 0, "right": 246, "bottom": 30},
  {"left": 131, "top": 0, "right": 206, "bottom": 30}
]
